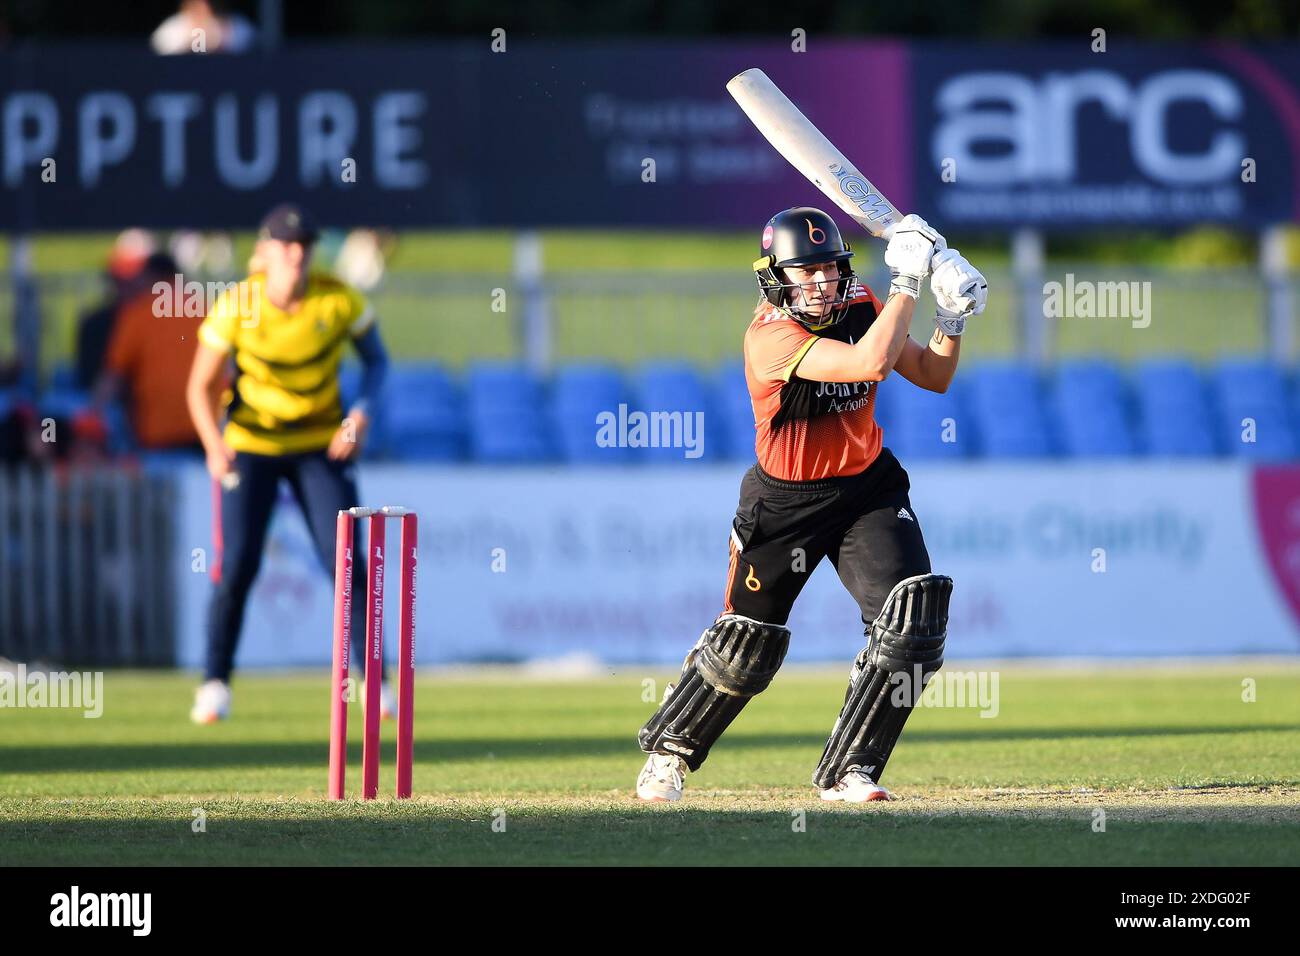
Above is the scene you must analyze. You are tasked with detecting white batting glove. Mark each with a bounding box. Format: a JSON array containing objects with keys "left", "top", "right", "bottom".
[
  {"left": 883, "top": 214, "right": 945, "bottom": 300},
  {"left": 930, "top": 248, "right": 987, "bottom": 336}
]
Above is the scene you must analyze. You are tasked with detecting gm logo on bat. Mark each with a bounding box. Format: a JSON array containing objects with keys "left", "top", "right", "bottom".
[{"left": 828, "top": 163, "right": 894, "bottom": 222}]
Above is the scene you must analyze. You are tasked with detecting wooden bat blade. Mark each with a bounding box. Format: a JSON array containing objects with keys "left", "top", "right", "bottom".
[{"left": 727, "top": 68, "right": 903, "bottom": 239}]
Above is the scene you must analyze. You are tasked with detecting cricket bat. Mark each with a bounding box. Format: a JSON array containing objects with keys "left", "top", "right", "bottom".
[{"left": 727, "top": 68, "right": 904, "bottom": 240}]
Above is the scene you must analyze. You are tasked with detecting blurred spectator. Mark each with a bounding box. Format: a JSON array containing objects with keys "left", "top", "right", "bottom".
[
  {"left": 0, "top": 396, "right": 108, "bottom": 467},
  {"left": 153, "top": 2, "right": 246, "bottom": 286},
  {"left": 93, "top": 253, "right": 205, "bottom": 451},
  {"left": 151, "top": 0, "right": 256, "bottom": 55},
  {"left": 0, "top": 396, "right": 33, "bottom": 464},
  {"left": 333, "top": 229, "right": 396, "bottom": 291},
  {"left": 73, "top": 229, "right": 157, "bottom": 391},
  {"left": 170, "top": 230, "right": 235, "bottom": 276}
]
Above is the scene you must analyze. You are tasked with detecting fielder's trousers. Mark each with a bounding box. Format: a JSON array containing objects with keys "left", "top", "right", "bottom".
[{"left": 204, "top": 450, "right": 369, "bottom": 682}]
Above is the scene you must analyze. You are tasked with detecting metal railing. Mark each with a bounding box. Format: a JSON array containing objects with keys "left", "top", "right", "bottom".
[
  {"left": 0, "top": 263, "right": 1292, "bottom": 378},
  {"left": 0, "top": 466, "right": 177, "bottom": 666}
]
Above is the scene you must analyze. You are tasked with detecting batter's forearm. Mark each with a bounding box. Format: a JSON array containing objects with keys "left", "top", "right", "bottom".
[
  {"left": 792, "top": 293, "right": 918, "bottom": 384},
  {"left": 919, "top": 326, "right": 961, "bottom": 392},
  {"left": 857, "top": 293, "right": 916, "bottom": 379}
]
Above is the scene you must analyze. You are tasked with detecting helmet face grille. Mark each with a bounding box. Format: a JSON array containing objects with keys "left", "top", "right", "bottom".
[
  {"left": 755, "top": 206, "right": 856, "bottom": 327},
  {"left": 754, "top": 260, "right": 856, "bottom": 329}
]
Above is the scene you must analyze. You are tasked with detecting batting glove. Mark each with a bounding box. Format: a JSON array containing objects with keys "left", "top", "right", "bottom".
[
  {"left": 883, "top": 215, "right": 945, "bottom": 300},
  {"left": 930, "top": 248, "right": 987, "bottom": 336}
]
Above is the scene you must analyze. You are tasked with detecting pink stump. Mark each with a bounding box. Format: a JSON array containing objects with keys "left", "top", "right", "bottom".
[
  {"left": 328, "top": 511, "right": 353, "bottom": 800},
  {"left": 361, "top": 513, "right": 386, "bottom": 800},
  {"left": 396, "top": 513, "right": 417, "bottom": 798}
]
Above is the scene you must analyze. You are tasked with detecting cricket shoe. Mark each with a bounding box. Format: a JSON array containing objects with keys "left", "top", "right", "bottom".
[
  {"left": 636, "top": 753, "right": 687, "bottom": 802},
  {"left": 819, "top": 768, "right": 893, "bottom": 803},
  {"left": 190, "top": 679, "right": 231, "bottom": 724},
  {"left": 360, "top": 681, "right": 398, "bottom": 721}
]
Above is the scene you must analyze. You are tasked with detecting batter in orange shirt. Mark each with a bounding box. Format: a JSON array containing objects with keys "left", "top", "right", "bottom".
[
  {"left": 745, "top": 283, "right": 885, "bottom": 481},
  {"left": 637, "top": 204, "right": 988, "bottom": 806}
]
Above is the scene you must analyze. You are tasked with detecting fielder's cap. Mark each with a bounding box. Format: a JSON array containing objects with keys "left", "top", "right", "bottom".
[{"left": 258, "top": 204, "right": 320, "bottom": 245}]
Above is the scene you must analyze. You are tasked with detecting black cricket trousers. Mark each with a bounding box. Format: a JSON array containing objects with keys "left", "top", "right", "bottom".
[{"left": 722, "top": 447, "right": 932, "bottom": 630}]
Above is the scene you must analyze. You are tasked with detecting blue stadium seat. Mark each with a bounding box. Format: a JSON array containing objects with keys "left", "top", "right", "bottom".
[
  {"left": 383, "top": 363, "right": 465, "bottom": 461},
  {"left": 1291, "top": 377, "right": 1300, "bottom": 450},
  {"left": 336, "top": 362, "right": 386, "bottom": 458},
  {"left": 869, "top": 377, "right": 896, "bottom": 441},
  {"left": 966, "top": 361, "right": 1052, "bottom": 458},
  {"left": 886, "top": 379, "right": 973, "bottom": 460},
  {"left": 715, "top": 361, "right": 755, "bottom": 461},
  {"left": 0, "top": 388, "right": 23, "bottom": 421},
  {"left": 465, "top": 361, "right": 554, "bottom": 462},
  {"left": 468, "top": 411, "right": 554, "bottom": 462},
  {"left": 552, "top": 362, "right": 634, "bottom": 463},
  {"left": 39, "top": 388, "right": 92, "bottom": 421},
  {"left": 48, "top": 364, "right": 77, "bottom": 392},
  {"left": 467, "top": 361, "right": 545, "bottom": 408},
  {"left": 630, "top": 362, "right": 722, "bottom": 463},
  {"left": 1051, "top": 359, "right": 1135, "bottom": 457},
  {"left": 1133, "top": 359, "right": 1216, "bottom": 456},
  {"left": 1211, "top": 359, "right": 1297, "bottom": 460},
  {"left": 386, "top": 363, "right": 458, "bottom": 403}
]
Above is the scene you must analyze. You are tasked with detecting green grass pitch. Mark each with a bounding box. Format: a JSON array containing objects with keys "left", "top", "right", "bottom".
[{"left": 1, "top": 663, "right": 1297, "bottom": 866}]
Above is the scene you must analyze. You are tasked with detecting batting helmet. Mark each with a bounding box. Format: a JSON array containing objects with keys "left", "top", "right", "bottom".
[{"left": 753, "top": 207, "right": 855, "bottom": 326}]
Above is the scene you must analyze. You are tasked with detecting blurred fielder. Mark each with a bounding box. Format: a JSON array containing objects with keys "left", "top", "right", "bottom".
[
  {"left": 638, "top": 207, "right": 986, "bottom": 801},
  {"left": 186, "top": 204, "right": 391, "bottom": 723}
]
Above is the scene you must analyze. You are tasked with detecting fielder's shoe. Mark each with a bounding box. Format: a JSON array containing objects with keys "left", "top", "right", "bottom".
[
  {"left": 379, "top": 682, "right": 397, "bottom": 721},
  {"left": 636, "top": 753, "right": 687, "bottom": 802},
  {"left": 360, "top": 681, "right": 398, "bottom": 721},
  {"left": 819, "top": 768, "right": 893, "bottom": 803},
  {"left": 190, "top": 679, "right": 231, "bottom": 724}
]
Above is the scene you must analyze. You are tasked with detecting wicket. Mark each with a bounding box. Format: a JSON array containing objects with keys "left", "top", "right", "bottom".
[{"left": 329, "top": 505, "right": 417, "bottom": 800}]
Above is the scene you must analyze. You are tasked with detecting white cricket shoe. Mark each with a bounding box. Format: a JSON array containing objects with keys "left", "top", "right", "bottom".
[
  {"left": 379, "top": 683, "right": 397, "bottom": 721},
  {"left": 190, "top": 679, "right": 231, "bottom": 724},
  {"left": 819, "top": 768, "right": 893, "bottom": 803},
  {"left": 636, "top": 753, "right": 687, "bottom": 802},
  {"left": 360, "top": 681, "right": 398, "bottom": 721}
]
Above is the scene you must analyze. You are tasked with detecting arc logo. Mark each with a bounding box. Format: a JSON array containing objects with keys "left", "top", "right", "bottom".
[{"left": 932, "top": 69, "right": 1246, "bottom": 185}]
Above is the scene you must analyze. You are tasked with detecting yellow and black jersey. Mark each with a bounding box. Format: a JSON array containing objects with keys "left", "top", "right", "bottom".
[{"left": 198, "top": 272, "right": 375, "bottom": 455}]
